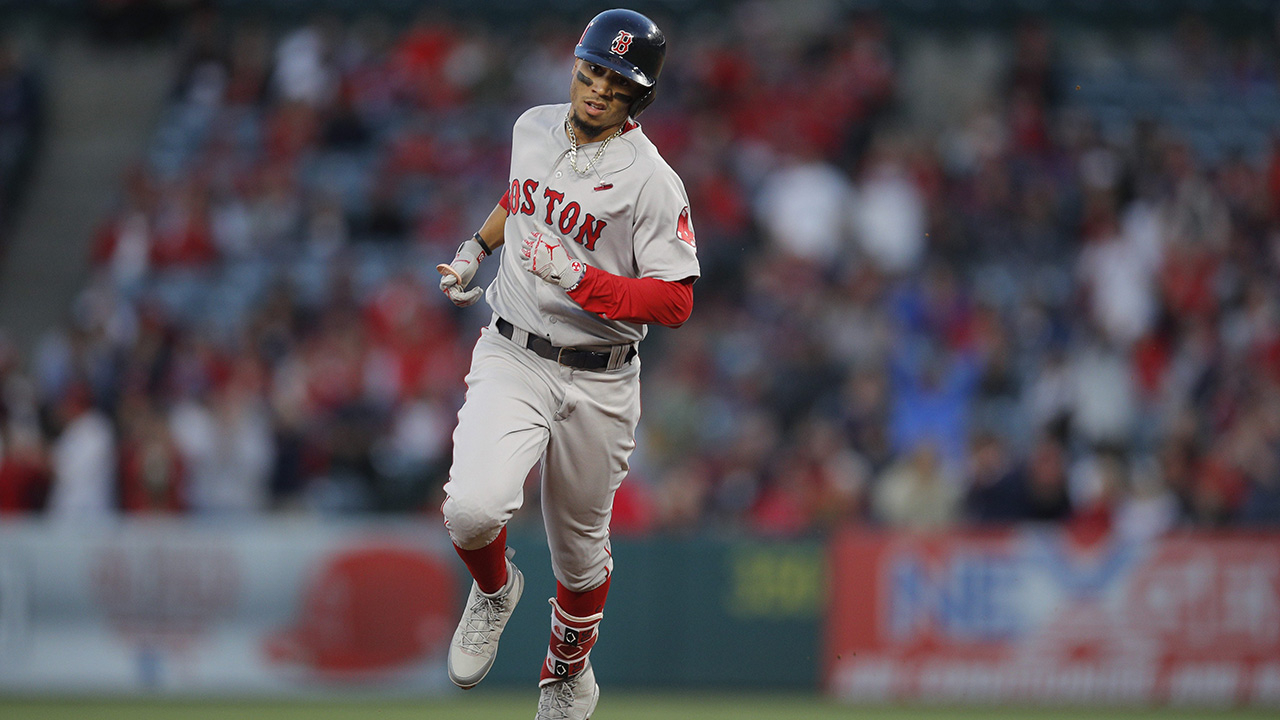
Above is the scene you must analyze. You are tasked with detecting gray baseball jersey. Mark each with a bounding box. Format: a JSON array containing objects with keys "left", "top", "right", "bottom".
[{"left": 486, "top": 102, "right": 700, "bottom": 347}]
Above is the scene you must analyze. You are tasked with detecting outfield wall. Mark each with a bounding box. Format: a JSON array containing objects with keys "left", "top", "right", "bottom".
[
  {"left": 0, "top": 519, "right": 1277, "bottom": 705},
  {"left": 0, "top": 520, "right": 822, "bottom": 695},
  {"left": 0, "top": 519, "right": 462, "bottom": 694},
  {"left": 826, "top": 528, "right": 1280, "bottom": 707}
]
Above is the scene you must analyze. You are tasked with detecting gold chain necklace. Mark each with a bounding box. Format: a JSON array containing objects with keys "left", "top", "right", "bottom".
[{"left": 565, "top": 113, "right": 625, "bottom": 176}]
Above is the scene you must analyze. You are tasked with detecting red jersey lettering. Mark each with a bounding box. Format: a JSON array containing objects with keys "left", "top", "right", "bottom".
[
  {"left": 574, "top": 214, "right": 607, "bottom": 251},
  {"left": 543, "top": 188, "right": 565, "bottom": 226},
  {"left": 558, "top": 201, "right": 581, "bottom": 237},
  {"left": 521, "top": 179, "right": 539, "bottom": 215}
]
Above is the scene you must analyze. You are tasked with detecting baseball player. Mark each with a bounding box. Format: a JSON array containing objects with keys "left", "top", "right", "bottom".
[{"left": 434, "top": 9, "right": 698, "bottom": 719}]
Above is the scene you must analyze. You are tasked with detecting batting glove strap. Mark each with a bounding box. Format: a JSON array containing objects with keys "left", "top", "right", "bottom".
[
  {"left": 436, "top": 237, "right": 489, "bottom": 307},
  {"left": 471, "top": 232, "right": 493, "bottom": 255},
  {"left": 441, "top": 237, "right": 488, "bottom": 285},
  {"left": 563, "top": 260, "right": 587, "bottom": 292},
  {"left": 520, "top": 231, "right": 587, "bottom": 291}
]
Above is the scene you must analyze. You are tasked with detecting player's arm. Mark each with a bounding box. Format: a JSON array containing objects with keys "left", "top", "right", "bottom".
[
  {"left": 585, "top": 168, "right": 699, "bottom": 327},
  {"left": 474, "top": 200, "right": 508, "bottom": 252},
  {"left": 520, "top": 232, "right": 694, "bottom": 328},
  {"left": 437, "top": 198, "right": 509, "bottom": 307},
  {"left": 519, "top": 170, "right": 699, "bottom": 327},
  {"left": 566, "top": 267, "right": 693, "bottom": 328}
]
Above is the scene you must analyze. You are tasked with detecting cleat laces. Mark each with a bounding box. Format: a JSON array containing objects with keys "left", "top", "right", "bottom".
[
  {"left": 537, "top": 681, "right": 577, "bottom": 720},
  {"left": 459, "top": 592, "right": 507, "bottom": 652}
]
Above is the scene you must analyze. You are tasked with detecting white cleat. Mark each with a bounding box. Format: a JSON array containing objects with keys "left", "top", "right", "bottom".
[
  {"left": 448, "top": 556, "right": 524, "bottom": 689},
  {"left": 536, "top": 662, "right": 599, "bottom": 720}
]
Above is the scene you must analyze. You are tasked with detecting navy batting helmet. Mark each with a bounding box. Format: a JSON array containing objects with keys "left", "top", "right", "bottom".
[{"left": 575, "top": 9, "right": 666, "bottom": 118}]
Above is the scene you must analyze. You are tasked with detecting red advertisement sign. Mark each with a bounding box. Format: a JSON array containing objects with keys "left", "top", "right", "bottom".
[
  {"left": 266, "top": 543, "right": 457, "bottom": 677},
  {"left": 826, "top": 529, "right": 1280, "bottom": 706},
  {"left": 0, "top": 522, "right": 462, "bottom": 694}
]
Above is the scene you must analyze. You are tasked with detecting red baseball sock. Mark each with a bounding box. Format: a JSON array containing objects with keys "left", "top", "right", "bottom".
[
  {"left": 539, "top": 577, "right": 610, "bottom": 685},
  {"left": 453, "top": 526, "right": 508, "bottom": 594},
  {"left": 557, "top": 576, "right": 610, "bottom": 616}
]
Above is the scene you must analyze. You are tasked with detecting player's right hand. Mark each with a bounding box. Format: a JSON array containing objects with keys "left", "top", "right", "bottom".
[
  {"left": 521, "top": 231, "right": 586, "bottom": 291},
  {"left": 437, "top": 236, "right": 489, "bottom": 307}
]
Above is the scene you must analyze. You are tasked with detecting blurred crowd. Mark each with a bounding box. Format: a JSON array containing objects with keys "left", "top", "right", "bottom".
[
  {"left": 0, "top": 35, "right": 42, "bottom": 245},
  {"left": 1, "top": 4, "right": 1279, "bottom": 540}
]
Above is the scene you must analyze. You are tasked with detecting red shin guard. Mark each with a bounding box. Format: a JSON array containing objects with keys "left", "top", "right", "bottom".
[
  {"left": 540, "top": 597, "right": 603, "bottom": 685},
  {"left": 453, "top": 526, "right": 508, "bottom": 594}
]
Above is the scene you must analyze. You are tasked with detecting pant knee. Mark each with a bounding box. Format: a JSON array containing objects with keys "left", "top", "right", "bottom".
[
  {"left": 442, "top": 494, "right": 506, "bottom": 550},
  {"left": 554, "top": 554, "right": 613, "bottom": 593}
]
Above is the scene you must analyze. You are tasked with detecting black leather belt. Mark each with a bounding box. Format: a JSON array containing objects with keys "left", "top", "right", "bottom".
[{"left": 496, "top": 317, "right": 636, "bottom": 371}]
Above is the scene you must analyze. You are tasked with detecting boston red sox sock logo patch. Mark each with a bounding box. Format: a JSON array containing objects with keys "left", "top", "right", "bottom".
[{"left": 611, "top": 30, "right": 633, "bottom": 54}]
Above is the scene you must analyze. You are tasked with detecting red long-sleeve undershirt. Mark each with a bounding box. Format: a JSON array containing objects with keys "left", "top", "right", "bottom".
[{"left": 568, "top": 266, "right": 694, "bottom": 328}]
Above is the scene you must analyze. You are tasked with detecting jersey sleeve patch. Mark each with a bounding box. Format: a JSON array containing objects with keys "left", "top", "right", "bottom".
[{"left": 676, "top": 206, "right": 696, "bottom": 248}]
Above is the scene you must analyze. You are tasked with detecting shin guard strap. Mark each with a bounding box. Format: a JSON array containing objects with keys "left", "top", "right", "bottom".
[{"left": 540, "top": 598, "right": 602, "bottom": 684}]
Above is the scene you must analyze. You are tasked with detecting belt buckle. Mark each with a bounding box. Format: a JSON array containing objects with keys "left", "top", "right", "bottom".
[{"left": 556, "top": 345, "right": 590, "bottom": 368}]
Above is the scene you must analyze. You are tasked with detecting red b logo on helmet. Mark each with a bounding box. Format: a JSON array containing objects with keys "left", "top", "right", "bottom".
[{"left": 611, "top": 30, "right": 633, "bottom": 54}]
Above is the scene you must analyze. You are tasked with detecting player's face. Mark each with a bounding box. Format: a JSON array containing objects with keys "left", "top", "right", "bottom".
[{"left": 568, "top": 59, "right": 637, "bottom": 142}]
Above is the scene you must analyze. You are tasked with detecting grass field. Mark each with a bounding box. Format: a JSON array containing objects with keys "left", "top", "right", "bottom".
[{"left": 2, "top": 695, "right": 1277, "bottom": 720}]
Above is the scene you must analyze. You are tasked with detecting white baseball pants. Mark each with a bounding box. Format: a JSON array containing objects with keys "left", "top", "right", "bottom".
[{"left": 442, "top": 322, "right": 641, "bottom": 592}]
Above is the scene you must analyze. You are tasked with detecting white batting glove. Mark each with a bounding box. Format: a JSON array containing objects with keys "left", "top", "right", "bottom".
[
  {"left": 436, "top": 236, "right": 488, "bottom": 307},
  {"left": 520, "top": 231, "right": 586, "bottom": 291}
]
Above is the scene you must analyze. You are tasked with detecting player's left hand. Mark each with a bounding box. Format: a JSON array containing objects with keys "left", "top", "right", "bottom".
[
  {"left": 437, "top": 236, "right": 489, "bottom": 307},
  {"left": 521, "top": 231, "right": 586, "bottom": 291}
]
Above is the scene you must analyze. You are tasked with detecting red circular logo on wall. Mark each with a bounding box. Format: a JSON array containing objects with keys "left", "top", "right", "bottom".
[
  {"left": 265, "top": 545, "right": 456, "bottom": 677},
  {"left": 676, "top": 206, "right": 696, "bottom": 248}
]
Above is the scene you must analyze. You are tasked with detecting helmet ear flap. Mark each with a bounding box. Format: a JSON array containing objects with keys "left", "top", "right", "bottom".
[{"left": 630, "top": 86, "right": 657, "bottom": 118}]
